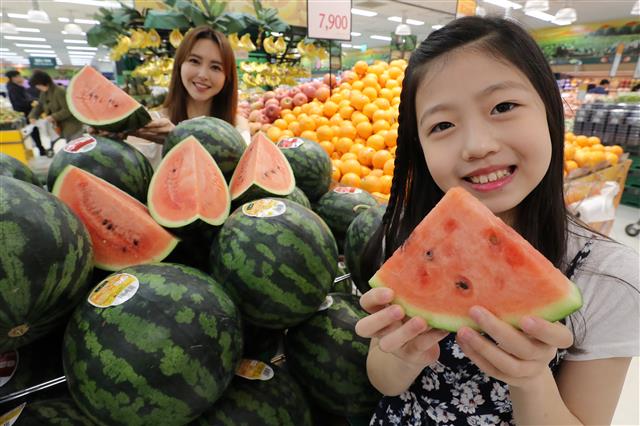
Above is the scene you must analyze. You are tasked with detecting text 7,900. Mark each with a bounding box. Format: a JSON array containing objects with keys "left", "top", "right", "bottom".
[{"left": 318, "top": 13, "right": 349, "bottom": 30}]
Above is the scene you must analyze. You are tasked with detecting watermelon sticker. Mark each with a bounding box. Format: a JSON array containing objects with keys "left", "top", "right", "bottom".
[
  {"left": 235, "top": 359, "right": 274, "bottom": 381},
  {"left": 88, "top": 273, "right": 139, "bottom": 308},
  {"left": 0, "top": 403, "right": 25, "bottom": 426},
  {"left": 333, "top": 187, "right": 362, "bottom": 194},
  {"left": 7, "top": 324, "right": 29, "bottom": 338},
  {"left": 0, "top": 350, "right": 18, "bottom": 388},
  {"left": 277, "top": 138, "right": 305, "bottom": 149},
  {"left": 64, "top": 135, "right": 97, "bottom": 153},
  {"left": 242, "top": 199, "right": 286, "bottom": 218},
  {"left": 318, "top": 295, "right": 334, "bottom": 311}
]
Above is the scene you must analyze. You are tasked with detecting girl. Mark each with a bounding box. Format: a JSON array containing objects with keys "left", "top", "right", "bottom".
[
  {"left": 355, "top": 16, "right": 639, "bottom": 426},
  {"left": 132, "top": 26, "right": 249, "bottom": 147}
]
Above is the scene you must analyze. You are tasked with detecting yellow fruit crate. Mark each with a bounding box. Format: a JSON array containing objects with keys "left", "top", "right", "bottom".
[
  {"left": 0, "top": 130, "right": 28, "bottom": 165},
  {"left": 0, "top": 130, "right": 23, "bottom": 143}
]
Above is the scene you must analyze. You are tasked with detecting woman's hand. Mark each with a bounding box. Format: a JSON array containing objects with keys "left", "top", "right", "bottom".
[
  {"left": 45, "top": 116, "right": 55, "bottom": 123},
  {"left": 29, "top": 118, "right": 37, "bottom": 125},
  {"left": 355, "top": 287, "right": 449, "bottom": 368},
  {"left": 456, "top": 306, "right": 574, "bottom": 389},
  {"left": 134, "top": 118, "right": 175, "bottom": 144}
]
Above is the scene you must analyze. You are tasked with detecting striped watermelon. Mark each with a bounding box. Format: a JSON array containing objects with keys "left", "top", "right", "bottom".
[
  {"left": 344, "top": 204, "right": 386, "bottom": 293},
  {"left": 47, "top": 135, "right": 153, "bottom": 202},
  {"left": 313, "top": 187, "right": 378, "bottom": 249},
  {"left": 284, "top": 293, "right": 381, "bottom": 416},
  {"left": 0, "top": 177, "right": 93, "bottom": 351},
  {"left": 277, "top": 137, "right": 332, "bottom": 201},
  {"left": 193, "top": 364, "right": 312, "bottom": 426},
  {"left": 0, "top": 153, "right": 40, "bottom": 186},
  {"left": 4, "top": 398, "right": 95, "bottom": 426},
  {"left": 280, "top": 186, "right": 311, "bottom": 209},
  {"left": 210, "top": 199, "right": 338, "bottom": 329},
  {"left": 62, "top": 263, "right": 243, "bottom": 425},
  {"left": 164, "top": 117, "right": 246, "bottom": 181}
]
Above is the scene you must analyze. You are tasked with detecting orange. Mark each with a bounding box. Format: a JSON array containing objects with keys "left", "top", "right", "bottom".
[
  {"left": 385, "top": 79, "right": 400, "bottom": 90},
  {"left": 361, "top": 175, "right": 383, "bottom": 193},
  {"left": 335, "top": 137, "right": 353, "bottom": 154},
  {"left": 350, "top": 93, "right": 367, "bottom": 111},
  {"left": 383, "top": 158, "right": 395, "bottom": 175},
  {"left": 564, "top": 131, "right": 576, "bottom": 142},
  {"left": 355, "top": 137, "right": 366, "bottom": 146},
  {"left": 340, "top": 159, "right": 362, "bottom": 176},
  {"left": 370, "top": 169, "right": 384, "bottom": 177},
  {"left": 283, "top": 113, "right": 297, "bottom": 124},
  {"left": 392, "top": 86, "right": 402, "bottom": 98},
  {"left": 362, "top": 103, "right": 379, "bottom": 120},
  {"left": 372, "top": 109, "right": 391, "bottom": 123},
  {"left": 362, "top": 86, "right": 378, "bottom": 102},
  {"left": 331, "top": 151, "right": 340, "bottom": 160},
  {"left": 587, "top": 136, "right": 601, "bottom": 146},
  {"left": 328, "top": 114, "right": 342, "bottom": 126},
  {"left": 362, "top": 75, "right": 379, "bottom": 89},
  {"left": 342, "top": 70, "right": 358, "bottom": 83},
  {"left": 329, "top": 93, "right": 343, "bottom": 104},
  {"left": 351, "top": 80, "right": 364, "bottom": 91},
  {"left": 273, "top": 118, "right": 288, "bottom": 130},
  {"left": 299, "top": 116, "right": 316, "bottom": 132},
  {"left": 332, "top": 158, "right": 342, "bottom": 169},
  {"left": 591, "top": 143, "right": 604, "bottom": 151},
  {"left": 356, "top": 121, "right": 373, "bottom": 139},
  {"left": 372, "top": 149, "right": 393, "bottom": 169},
  {"left": 340, "top": 172, "right": 361, "bottom": 188},
  {"left": 323, "top": 101, "right": 339, "bottom": 118},
  {"left": 368, "top": 64, "right": 384, "bottom": 76},
  {"left": 319, "top": 140, "right": 334, "bottom": 156},
  {"left": 287, "top": 121, "right": 301, "bottom": 136},
  {"left": 366, "top": 134, "right": 386, "bottom": 151},
  {"left": 292, "top": 106, "right": 302, "bottom": 115},
  {"left": 358, "top": 146, "right": 376, "bottom": 167},
  {"left": 564, "top": 160, "right": 578, "bottom": 172},
  {"left": 331, "top": 165, "right": 341, "bottom": 181},
  {"left": 316, "top": 86, "right": 330, "bottom": 102},
  {"left": 351, "top": 111, "right": 369, "bottom": 126},
  {"left": 573, "top": 149, "right": 589, "bottom": 168},
  {"left": 590, "top": 151, "right": 606, "bottom": 166},
  {"left": 379, "top": 175, "right": 393, "bottom": 194},
  {"left": 300, "top": 130, "right": 317, "bottom": 141},
  {"left": 564, "top": 144, "right": 576, "bottom": 161},
  {"left": 605, "top": 152, "right": 618, "bottom": 165},
  {"left": 266, "top": 126, "right": 282, "bottom": 142},
  {"left": 610, "top": 145, "right": 624, "bottom": 156},
  {"left": 387, "top": 66, "right": 402, "bottom": 79},
  {"left": 316, "top": 125, "right": 334, "bottom": 142},
  {"left": 349, "top": 143, "right": 365, "bottom": 155},
  {"left": 374, "top": 98, "right": 391, "bottom": 110},
  {"left": 339, "top": 122, "right": 357, "bottom": 140},
  {"left": 281, "top": 129, "right": 294, "bottom": 139},
  {"left": 372, "top": 119, "right": 391, "bottom": 134},
  {"left": 341, "top": 152, "right": 358, "bottom": 161},
  {"left": 575, "top": 135, "right": 589, "bottom": 147},
  {"left": 384, "top": 128, "right": 398, "bottom": 147},
  {"left": 339, "top": 82, "right": 351, "bottom": 91},
  {"left": 360, "top": 165, "right": 372, "bottom": 177},
  {"left": 354, "top": 60, "right": 368, "bottom": 76},
  {"left": 378, "top": 87, "right": 394, "bottom": 101},
  {"left": 391, "top": 96, "right": 401, "bottom": 106},
  {"left": 339, "top": 105, "right": 355, "bottom": 120}
]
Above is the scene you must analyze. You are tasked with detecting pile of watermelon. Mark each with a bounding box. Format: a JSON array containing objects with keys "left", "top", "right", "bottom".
[{"left": 1, "top": 68, "right": 385, "bottom": 425}]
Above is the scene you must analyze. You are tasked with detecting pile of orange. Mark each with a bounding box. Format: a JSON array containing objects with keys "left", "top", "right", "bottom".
[
  {"left": 564, "top": 132, "right": 624, "bottom": 174},
  {"left": 266, "top": 59, "right": 407, "bottom": 199}
]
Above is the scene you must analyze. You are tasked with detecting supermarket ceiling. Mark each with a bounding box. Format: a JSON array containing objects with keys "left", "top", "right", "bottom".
[{"left": 0, "top": 0, "right": 638, "bottom": 67}]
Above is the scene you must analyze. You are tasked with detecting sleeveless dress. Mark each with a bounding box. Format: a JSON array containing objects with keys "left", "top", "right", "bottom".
[{"left": 369, "top": 240, "right": 594, "bottom": 426}]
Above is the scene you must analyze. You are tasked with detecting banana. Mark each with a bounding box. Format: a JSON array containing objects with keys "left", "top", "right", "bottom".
[
  {"left": 240, "top": 34, "right": 256, "bottom": 51},
  {"left": 274, "top": 37, "right": 287, "bottom": 54},
  {"left": 228, "top": 33, "right": 240, "bottom": 50},
  {"left": 316, "top": 47, "right": 329, "bottom": 60},
  {"left": 242, "top": 73, "right": 256, "bottom": 87},
  {"left": 147, "top": 29, "right": 161, "bottom": 48},
  {"left": 130, "top": 29, "right": 145, "bottom": 49},
  {"left": 263, "top": 36, "right": 277, "bottom": 55},
  {"left": 240, "top": 62, "right": 254, "bottom": 73},
  {"left": 296, "top": 40, "right": 307, "bottom": 56},
  {"left": 169, "top": 29, "right": 183, "bottom": 49}
]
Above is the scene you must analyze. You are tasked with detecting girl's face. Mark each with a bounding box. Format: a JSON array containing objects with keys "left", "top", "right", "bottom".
[
  {"left": 181, "top": 38, "right": 226, "bottom": 103},
  {"left": 416, "top": 49, "right": 552, "bottom": 218}
]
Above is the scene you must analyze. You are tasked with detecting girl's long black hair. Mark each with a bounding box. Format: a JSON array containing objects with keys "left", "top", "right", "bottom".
[{"left": 361, "top": 16, "right": 568, "bottom": 280}]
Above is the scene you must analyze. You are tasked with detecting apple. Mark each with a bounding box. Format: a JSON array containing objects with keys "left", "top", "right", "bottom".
[
  {"left": 250, "top": 100, "right": 264, "bottom": 110},
  {"left": 265, "top": 98, "right": 280, "bottom": 108},
  {"left": 323, "top": 73, "right": 337, "bottom": 88},
  {"left": 248, "top": 109, "right": 263, "bottom": 122},
  {"left": 264, "top": 103, "right": 281, "bottom": 121},
  {"left": 263, "top": 91, "right": 276, "bottom": 101},
  {"left": 300, "top": 83, "right": 316, "bottom": 100},
  {"left": 292, "top": 92, "right": 308, "bottom": 107},
  {"left": 280, "top": 96, "right": 293, "bottom": 109}
]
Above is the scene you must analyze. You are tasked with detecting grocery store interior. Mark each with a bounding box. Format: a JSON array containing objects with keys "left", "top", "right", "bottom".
[{"left": 1, "top": 0, "right": 639, "bottom": 425}]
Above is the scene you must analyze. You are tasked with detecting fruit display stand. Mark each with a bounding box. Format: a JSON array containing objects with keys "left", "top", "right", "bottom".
[{"left": 0, "top": 128, "right": 29, "bottom": 165}]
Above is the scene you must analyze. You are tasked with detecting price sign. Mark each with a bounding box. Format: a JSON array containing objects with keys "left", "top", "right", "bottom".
[{"left": 307, "top": 0, "right": 352, "bottom": 41}]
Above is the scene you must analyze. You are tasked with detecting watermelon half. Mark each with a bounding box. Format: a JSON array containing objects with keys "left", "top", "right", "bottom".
[
  {"left": 370, "top": 187, "right": 583, "bottom": 332},
  {"left": 67, "top": 66, "right": 151, "bottom": 133},
  {"left": 148, "top": 135, "right": 230, "bottom": 228},
  {"left": 228, "top": 132, "right": 295, "bottom": 202},
  {"left": 52, "top": 166, "right": 178, "bottom": 271}
]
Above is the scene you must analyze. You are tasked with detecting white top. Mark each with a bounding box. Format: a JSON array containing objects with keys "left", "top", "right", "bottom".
[{"left": 564, "top": 222, "right": 640, "bottom": 361}]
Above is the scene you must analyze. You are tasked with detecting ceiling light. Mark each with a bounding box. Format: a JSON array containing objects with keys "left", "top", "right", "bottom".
[
  {"left": 631, "top": 0, "right": 639, "bottom": 15},
  {"left": 432, "top": 24, "right": 445, "bottom": 30},
  {"left": 406, "top": 19, "right": 424, "bottom": 25},
  {"left": 395, "top": 24, "right": 411, "bottom": 36},
  {"left": 4, "top": 35, "right": 47, "bottom": 41},
  {"left": 554, "top": 7, "right": 577, "bottom": 24},
  {"left": 0, "top": 48, "right": 9, "bottom": 51},
  {"left": 525, "top": 9, "right": 556, "bottom": 22},
  {"left": 15, "top": 43, "right": 52, "bottom": 48},
  {"left": 62, "top": 30, "right": 86, "bottom": 36},
  {"left": 6, "top": 13, "right": 30, "bottom": 20},
  {"left": 370, "top": 35, "right": 392, "bottom": 41},
  {"left": 387, "top": 16, "right": 402, "bottom": 23},
  {"left": 68, "top": 53, "right": 95, "bottom": 57},
  {"left": 483, "top": 0, "right": 523, "bottom": 10},
  {"left": 0, "top": 23, "right": 18, "bottom": 35},
  {"left": 351, "top": 32, "right": 361, "bottom": 36},
  {"left": 24, "top": 49, "right": 57, "bottom": 53},
  {"left": 28, "top": 53, "right": 57, "bottom": 57},
  {"left": 15, "top": 27, "right": 40, "bottom": 33},
  {"left": 524, "top": 0, "right": 549, "bottom": 12},
  {"left": 352, "top": 8, "right": 377, "bottom": 17},
  {"left": 64, "top": 23, "right": 85, "bottom": 35},
  {"left": 58, "top": 17, "right": 70, "bottom": 22},
  {"left": 67, "top": 46, "right": 98, "bottom": 51},
  {"left": 64, "top": 39, "right": 87, "bottom": 44},
  {"left": 341, "top": 43, "right": 352, "bottom": 48},
  {"left": 53, "top": 0, "right": 121, "bottom": 7},
  {"left": 74, "top": 18, "right": 100, "bottom": 25},
  {"left": 27, "top": 0, "right": 50, "bottom": 24}
]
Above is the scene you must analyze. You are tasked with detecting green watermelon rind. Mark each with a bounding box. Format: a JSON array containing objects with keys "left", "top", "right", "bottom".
[
  {"left": 66, "top": 68, "right": 151, "bottom": 132},
  {"left": 279, "top": 138, "right": 332, "bottom": 202},
  {"left": 52, "top": 165, "right": 179, "bottom": 271},
  {"left": 0, "top": 152, "right": 41, "bottom": 186},
  {"left": 148, "top": 136, "right": 231, "bottom": 228},
  {"left": 370, "top": 275, "right": 584, "bottom": 332}
]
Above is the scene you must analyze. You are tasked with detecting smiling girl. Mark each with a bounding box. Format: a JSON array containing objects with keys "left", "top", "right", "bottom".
[{"left": 355, "top": 16, "right": 639, "bottom": 426}]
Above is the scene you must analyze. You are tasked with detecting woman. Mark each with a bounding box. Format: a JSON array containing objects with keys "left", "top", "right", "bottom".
[{"left": 28, "top": 70, "right": 84, "bottom": 143}]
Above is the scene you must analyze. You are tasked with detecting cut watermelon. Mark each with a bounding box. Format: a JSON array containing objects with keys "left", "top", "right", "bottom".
[
  {"left": 228, "top": 132, "right": 295, "bottom": 202},
  {"left": 148, "top": 135, "right": 230, "bottom": 227},
  {"left": 370, "top": 187, "right": 582, "bottom": 332},
  {"left": 52, "top": 166, "right": 178, "bottom": 271},
  {"left": 67, "top": 66, "right": 151, "bottom": 132}
]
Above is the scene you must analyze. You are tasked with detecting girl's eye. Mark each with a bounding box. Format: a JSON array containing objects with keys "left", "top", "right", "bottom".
[
  {"left": 211, "top": 65, "right": 222, "bottom": 71},
  {"left": 430, "top": 122, "right": 454, "bottom": 134},
  {"left": 188, "top": 58, "right": 199, "bottom": 64},
  {"left": 491, "top": 102, "right": 517, "bottom": 114}
]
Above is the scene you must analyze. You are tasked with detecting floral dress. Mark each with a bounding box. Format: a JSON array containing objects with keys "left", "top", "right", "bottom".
[{"left": 369, "top": 240, "right": 593, "bottom": 426}]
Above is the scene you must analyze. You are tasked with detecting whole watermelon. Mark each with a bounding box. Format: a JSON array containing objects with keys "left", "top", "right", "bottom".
[
  {"left": 313, "top": 187, "right": 377, "bottom": 250},
  {"left": 192, "top": 364, "right": 312, "bottom": 426},
  {"left": 284, "top": 293, "right": 381, "bottom": 416},
  {"left": 62, "top": 263, "right": 243, "bottom": 426},
  {"left": 280, "top": 186, "right": 311, "bottom": 209},
  {"left": 164, "top": 117, "right": 246, "bottom": 181},
  {"left": 277, "top": 137, "right": 332, "bottom": 201},
  {"left": 0, "top": 152, "right": 40, "bottom": 186},
  {"left": 0, "top": 177, "right": 93, "bottom": 351},
  {"left": 7, "top": 398, "right": 95, "bottom": 426},
  {"left": 210, "top": 198, "right": 338, "bottom": 329},
  {"left": 344, "top": 204, "right": 386, "bottom": 293},
  {"left": 242, "top": 322, "right": 282, "bottom": 361},
  {"left": 47, "top": 135, "right": 153, "bottom": 201}
]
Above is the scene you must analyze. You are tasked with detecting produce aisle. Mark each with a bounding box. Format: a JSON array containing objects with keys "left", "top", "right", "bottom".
[{"left": 1, "top": 1, "right": 639, "bottom": 425}]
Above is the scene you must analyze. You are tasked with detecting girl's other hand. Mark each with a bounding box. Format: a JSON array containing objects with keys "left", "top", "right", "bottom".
[
  {"left": 456, "top": 306, "right": 574, "bottom": 389},
  {"left": 355, "top": 287, "right": 449, "bottom": 368},
  {"left": 134, "top": 118, "right": 176, "bottom": 144}
]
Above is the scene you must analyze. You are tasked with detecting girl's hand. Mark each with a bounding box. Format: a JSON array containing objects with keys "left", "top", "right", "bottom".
[
  {"left": 134, "top": 118, "right": 176, "bottom": 143},
  {"left": 355, "top": 288, "right": 449, "bottom": 368},
  {"left": 456, "top": 306, "right": 574, "bottom": 389}
]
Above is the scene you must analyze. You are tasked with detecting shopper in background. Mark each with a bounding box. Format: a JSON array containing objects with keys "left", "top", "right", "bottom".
[
  {"left": 134, "top": 25, "right": 248, "bottom": 144},
  {"left": 5, "top": 70, "right": 48, "bottom": 157},
  {"left": 355, "top": 16, "right": 638, "bottom": 425},
  {"left": 28, "top": 70, "right": 84, "bottom": 143},
  {"left": 587, "top": 78, "right": 610, "bottom": 94}
]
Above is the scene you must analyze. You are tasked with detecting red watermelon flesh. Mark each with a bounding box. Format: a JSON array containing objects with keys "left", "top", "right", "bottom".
[
  {"left": 370, "top": 187, "right": 582, "bottom": 332},
  {"left": 52, "top": 166, "right": 178, "bottom": 271},
  {"left": 148, "top": 135, "right": 230, "bottom": 227},
  {"left": 229, "top": 132, "right": 295, "bottom": 200}
]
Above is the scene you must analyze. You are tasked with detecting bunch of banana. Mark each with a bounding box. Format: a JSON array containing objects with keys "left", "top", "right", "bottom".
[
  {"left": 169, "top": 29, "right": 183, "bottom": 49},
  {"left": 110, "top": 35, "right": 131, "bottom": 61},
  {"left": 130, "top": 29, "right": 147, "bottom": 49},
  {"left": 147, "top": 29, "right": 162, "bottom": 48},
  {"left": 228, "top": 33, "right": 240, "bottom": 50},
  {"left": 263, "top": 36, "right": 287, "bottom": 56},
  {"left": 239, "top": 34, "right": 256, "bottom": 51},
  {"left": 240, "top": 62, "right": 256, "bottom": 73}
]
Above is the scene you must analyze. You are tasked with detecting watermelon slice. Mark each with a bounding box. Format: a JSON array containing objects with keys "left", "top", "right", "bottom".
[
  {"left": 53, "top": 166, "right": 178, "bottom": 271},
  {"left": 370, "top": 187, "right": 582, "bottom": 332},
  {"left": 67, "top": 66, "right": 151, "bottom": 132},
  {"left": 229, "top": 132, "right": 295, "bottom": 201},
  {"left": 148, "top": 135, "right": 230, "bottom": 227}
]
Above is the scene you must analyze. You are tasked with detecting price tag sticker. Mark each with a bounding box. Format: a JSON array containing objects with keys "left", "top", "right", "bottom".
[{"left": 307, "top": 0, "right": 352, "bottom": 41}]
